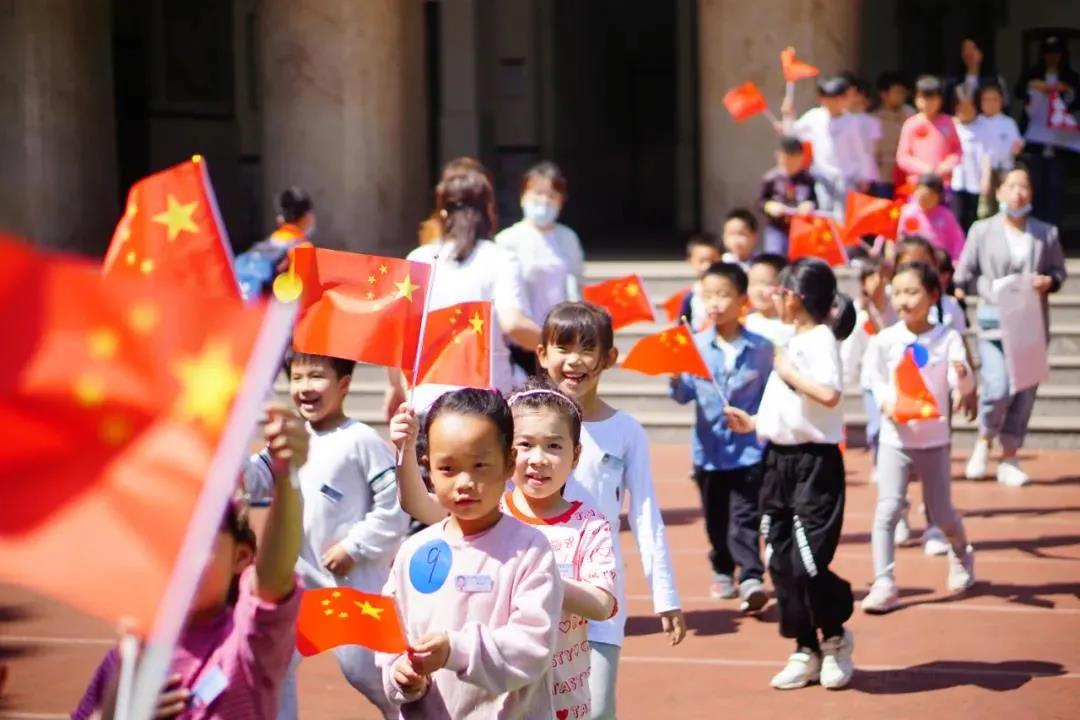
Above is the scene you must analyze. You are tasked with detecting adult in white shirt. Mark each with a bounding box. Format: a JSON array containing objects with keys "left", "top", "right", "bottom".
[{"left": 384, "top": 160, "right": 540, "bottom": 416}]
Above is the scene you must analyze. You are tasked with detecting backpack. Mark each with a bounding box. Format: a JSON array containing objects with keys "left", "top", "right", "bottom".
[{"left": 234, "top": 230, "right": 306, "bottom": 301}]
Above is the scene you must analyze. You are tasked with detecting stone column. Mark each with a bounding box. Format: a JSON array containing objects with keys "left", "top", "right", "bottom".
[
  {"left": 260, "top": 0, "right": 428, "bottom": 255},
  {"left": 0, "top": 0, "right": 118, "bottom": 256},
  {"left": 698, "top": 0, "right": 860, "bottom": 235}
]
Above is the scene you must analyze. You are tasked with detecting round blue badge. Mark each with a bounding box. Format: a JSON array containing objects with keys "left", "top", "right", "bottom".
[
  {"left": 907, "top": 342, "right": 929, "bottom": 368},
  {"left": 408, "top": 539, "right": 452, "bottom": 594}
]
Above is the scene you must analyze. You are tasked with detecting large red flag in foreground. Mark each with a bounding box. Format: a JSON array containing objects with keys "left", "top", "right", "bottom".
[
  {"left": 416, "top": 301, "right": 492, "bottom": 387},
  {"left": 583, "top": 274, "right": 655, "bottom": 331},
  {"left": 843, "top": 192, "right": 903, "bottom": 245},
  {"left": 723, "top": 83, "right": 769, "bottom": 122},
  {"left": 103, "top": 156, "right": 239, "bottom": 299},
  {"left": 781, "top": 47, "right": 820, "bottom": 82},
  {"left": 788, "top": 214, "right": 847, "bottom": 267},
  {"left": 893, "top": 346, "right": 941, "bottom": 423},
  {"left": 297, "top": 587, "right": 408, "bottom": 656},
  {"left": 622, "top": 325, "right": 711, "bottom": 379},
  {"left": 287, "top": 246, "right": 432, "bottom": 371},
  {"left": 0, "top": 236, "right": 291, "bottom": 630}
]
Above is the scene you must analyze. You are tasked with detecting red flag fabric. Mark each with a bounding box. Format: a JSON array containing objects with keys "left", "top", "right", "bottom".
[
  {"left": 582, "top": 274, "right": 656, "bottom": 330},
  {"left": 842, "top": 192, "right": 903, "bottom": 245},
  {"left": 894, "top": 181, "right": 915, "bottom": 203},
  {"left": 893, "top": 347, "right": 941, "bottom": 423},
  {"left": 660, "top": 288, "right": 691, "bottom": 323},
  {"left": 621, "top": 325, "right": 711, "bottom": 379},
  {"left": 296, "top": 587, "right": 407, "bottom": 656},
  {"left": 0, "top": 236, "right": 283, "bottom": 631},
  {"left": 288, "top": 246, "right": 431, "bottom": 370},
  {"left": 416, "top": 301, "right": 492, "bottom": 387},
  {"left": 788, "top": 214, "right": 847, "bottom": 267},
  {"left": 723, "top": 82, "right": 769, "bottom": 122},
  {"left": 781, "top": 47, "right": 820, "bottom": 82},
  {"left": 1048, "top": 89, "right": 1079, "bottom": 132},
  {"left": 103, "top": 156, "right": 239, "bottom": 299}
]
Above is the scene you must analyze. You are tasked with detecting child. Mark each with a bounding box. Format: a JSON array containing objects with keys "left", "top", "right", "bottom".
[
  {"left": 539, "top": 302, "right": 686, "bottom": 719},
  {"left": 678, "top": 233, "right": 723, "bottom": 329},
  {"left": 503, "top": 380, "right": 618, "bottom": 718},
  {"left": 759, "top": 137, "right": 818, "bottom": 256},
  {"left": 743, "top": 253, "right": 794, "bottom": 347},
  {"left": 244, "top": 352, "right": 410, "bottom": 720},
  {"left": 723, "top": 258, "right": 857, "bottom": 691},
  {"left": 846, "top": 76, "right": 884, "bottom": 194},
  {"left": 950, "top": 86, "right": 990, "bottom": 231},
  {"left": 897, "top": 173, "right": 966, "bottom": 262},
  {"left": 73, "top": 407, "right": 309, "bottom": 719},
  {"left": 495, "top": 161, "right": 586, "bottom": 374},
  {"left": 235, "top": 187, "right": 315, "bottom": 301},
  {"left": 860, "top": 261, "right": 976, "bottom": 613},
  {"left": 956, "top": 164, "right": 1067, "bottom": 487},
  {"left": 875, "top": 72, "right": 915, "bottom": 191},
  {"left": 380, "top": 389, "right": 563, "bottom": 717},
  {"left": 896, "top": 75, "right": 963, "bottom": 187},
  {"left": 973, "top": 82, "right": 1023, "bottom": 219},
  {"left": 722, "top": 209, "right": 758, "bottom": 270},
  {"left": 669, "top": 262, "right": 773, "bottom": 611}
]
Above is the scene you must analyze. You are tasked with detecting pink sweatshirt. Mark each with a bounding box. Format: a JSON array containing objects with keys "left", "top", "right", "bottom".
[
  {"left": 895, "top": 113, "right": 963, "bottom": 184},
  {"left": 898, "top": 202, "right": 966, "bottom": 261},
  {"left": 380, "top": 515, "right": 563, "bottom": 719}
]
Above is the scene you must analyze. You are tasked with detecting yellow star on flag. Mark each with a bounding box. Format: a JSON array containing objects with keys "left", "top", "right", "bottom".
[
  {"left": 624, "top": 283, "right": 640, "bottom": 297},
  {"left": 356, "top": 600, "right": 384, "bottom": 620},
  {"left": 394, "top": 274, "right": 420, "bottom": 302},
  {"left": 469, "top": 312, "right": 484, "bottom": 334},
  {"left": 89, "top": 328, "right": 119, "bottom": 359},
  {"left": 152, "top": 195, "right": 200, "bottom": 242},
  {"left": 128, "top": 302, "right": 160, "bottom": 335},
  {"left": 172, "top": 339, "right": 242, "bottom": 431},
  {"left": 367, "top": 275, "right": 376, "bottom": 285},
  {"left": 889, "top": 207, "right": 900, "bottom": 220},
  {"left": 73, "top": 376, "right": 106, "bottom": 408},
  {"left": 379, "top": 264, "right": 388, "bottom": 275},
  {"left": 674, "top": 333, "right": 688, "bottom": 346}
]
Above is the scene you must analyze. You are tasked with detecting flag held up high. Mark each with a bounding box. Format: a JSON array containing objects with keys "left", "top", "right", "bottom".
[
  {"left": 416, "top": 300, "right": 492, "bottom": 388},
  {"left": 582, "top": 274, "right": 656, "bottom": 331},
  {"left": 780, "top": 47, "right": 820, "bottom": 83},
  {"left": 842, "top": 192, "right": 903, "bottom": 246},
  {"left": 788, "top": 214, "right": 847, "bottom": 267},
  {"left": 723, "top": 82, "right": 770, "bottom": 122},
  {"left": 621, "top": 325, "right": 711, "bottom": 380}
]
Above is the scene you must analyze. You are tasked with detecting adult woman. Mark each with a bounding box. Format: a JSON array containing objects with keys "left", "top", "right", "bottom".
[{"left": 951, "top": 38, "right": 1010, "bottom": 111}]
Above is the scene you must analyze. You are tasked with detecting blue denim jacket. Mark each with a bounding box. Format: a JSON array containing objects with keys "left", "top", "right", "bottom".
[{"left": 668, "top": 326, "right": 773, "bottom": 471}]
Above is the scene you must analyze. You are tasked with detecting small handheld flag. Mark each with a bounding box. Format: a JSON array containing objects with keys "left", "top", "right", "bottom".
[
  {"left": 297, "top": 587, "right": 408, "bottom": 656},
  {"left": 723, "top": 82, "right": 771, "bottom": 123},
  {"left": 893, "top": 344, "right": 941, "bottom": 423},
  {"left": 621, "top": 324, "right": 711, "bottom": 380},
  {"left": 582, "top": 274, "right": 656, "bottom": 330}
]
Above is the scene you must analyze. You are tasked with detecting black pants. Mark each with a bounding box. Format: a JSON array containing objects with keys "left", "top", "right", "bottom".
[
  {"left": 951, "top": 190, "right": 980, "bottom": 232},
  {"left": 693, "top": 464, "right": 764, "bottom": 583},
  {"left": 761, "top": 443, "right": 853, "bottom": 649}
]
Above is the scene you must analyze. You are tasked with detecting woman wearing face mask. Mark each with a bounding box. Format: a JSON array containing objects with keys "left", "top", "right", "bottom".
[
  {"left": 495, "top": 162, "right": 585, "bottom": 376},
  {"left": 954, "top": 164, "right": 1067, "bottom": 488}
]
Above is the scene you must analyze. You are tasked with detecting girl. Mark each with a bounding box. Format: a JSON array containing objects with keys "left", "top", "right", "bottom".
[
  {"left": 860, "top": 262, "right": 976, "bottom": 614},
  {"left": 723, "top": 258, "right": 857, "bottom": 691},
  {"left": 74, "top": 406, "right": 308, "bottom": 719},
  {"left": 495, "top": 162, "right": 586, "bottom": 376},
  {"left": 896, "top": 173, "right": 966, "bottom": 262},
  {"left": 895, "top": 75, "right": 962, "bottom": 187},
  {"left": 973, "top": 82, "right": 1022, "bottom": 219},
  {"left": 539, "top": 302, "right": 686, "bottom": 720},
  {"left": 381, "top": 389, "right": 563, "bottom": 717},
  {"left": 950, "top": 86, "right": 990, "bottom": 231}
]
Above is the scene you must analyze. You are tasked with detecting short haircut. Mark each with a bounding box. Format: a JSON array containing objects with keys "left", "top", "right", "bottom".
[
  {"left": 915, "top": 75, "right": 943, "bottom": 96},
  {"left": 850, "top": 255, "right": 883, "bottom": 283},
  {"left": 724, "top": 207, "right": 758, "bottom": 233},
  {"left": 850, "top": 76, "right": 872, "bottom": 97},
  {"left": 686, "top": 232, "right": 720, "bottom": 256},
  {"left": 282, "top": 349, "right": 355, "bottom": 380},
  {"left": 779, "top": 135, "right": 805, "bottom": 155},
  {"left": 541, "top": 302, "right": 615, "bottom": 356},
  {"left": 424, "top": 388, "right": 514, "bottom": 459},
  {"left": 876, "top": 71, "right": 909, "bottom": 93},
  {"left": 749, "top": 252, "right": 788, "bottom": 275},
  {"left": 521, "top": 160, "right": 568, "bottom": 199},
  {"left": 818, "top": 75, "right": 851, "bottom": 97},
  {"left": 895, "top": 235, "right": 936, "bottom": 263},
  {"left": 917, "top": 172, "right": 945, "bottom": 196},
  {"left": 702, "top": 261, "right": 749, "bottom": 295},
  {"left": 277, "top": 187, "right": 312, "bottom": 223}
]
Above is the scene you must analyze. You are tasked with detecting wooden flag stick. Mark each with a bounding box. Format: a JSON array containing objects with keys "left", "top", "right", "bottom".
[{"left": 679, "top": 316, "right": 729, "bottom": 407}]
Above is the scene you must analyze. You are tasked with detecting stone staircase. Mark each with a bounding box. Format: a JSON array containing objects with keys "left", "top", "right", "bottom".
[{"left": 276, "top": 259, "right": 1080, "bottom": 449}]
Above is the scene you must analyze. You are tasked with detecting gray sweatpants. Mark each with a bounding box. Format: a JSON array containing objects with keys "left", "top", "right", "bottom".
[{"left": 872, "top": 443, "right": 968, "bottom": 581}]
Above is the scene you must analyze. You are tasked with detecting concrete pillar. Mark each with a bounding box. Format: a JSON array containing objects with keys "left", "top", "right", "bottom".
[
  {"left": 439, "top": 0, "right": 480, "bottom": 163},
  {"left": 0, "top": 0, "right": 118, "bottom": 255},
  {"left": 260, "top": 0, "right": 427, "bottom": 255},
  {"left": 698, "top": 0, "right": 860, "bottom": 235}
]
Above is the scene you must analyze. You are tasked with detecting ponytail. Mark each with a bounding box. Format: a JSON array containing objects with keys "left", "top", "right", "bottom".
[{"left": 828, "top": 292, "right": 857, "bottom": 340}]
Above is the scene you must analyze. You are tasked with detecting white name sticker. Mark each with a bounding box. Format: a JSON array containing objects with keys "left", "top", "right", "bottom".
[
  {"left": 192, "top": 665, "right": 228, "bottom": 708},
  {"left": 454, "top": 574, "right": 494, "bottom": 593}
]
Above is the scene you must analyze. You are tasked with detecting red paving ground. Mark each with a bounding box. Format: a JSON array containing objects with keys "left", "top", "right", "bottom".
[{"left": 2, "top": 447, "right": 1079, "bottom": 719}]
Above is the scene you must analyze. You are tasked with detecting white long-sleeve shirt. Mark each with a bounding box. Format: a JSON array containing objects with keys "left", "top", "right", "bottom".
[
  {"left": 862, "top": 322, "right": 974, "bottom": 450},
  {"left": 495, "top": 220, "right": 585, "bottom": 325},
  {"left": 243, "top": 418, "right": 410, "bottom": 592},
  {"left": 564, "top": 411, "right": 681, "bottom": 646}
]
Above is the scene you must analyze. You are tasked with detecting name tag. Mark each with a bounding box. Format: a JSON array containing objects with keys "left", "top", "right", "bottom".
[
  {"left": 557, "top": 562, "right": 575, "bottom": 579},
  {"left": 454, "top": 574, "right": 494, "bottom": 593},
  {"left": 319, "top": 484, "right": 344, "bottom": 503},
  {"left": 192, "top": 665, "right": 228, "bottom": 708}
]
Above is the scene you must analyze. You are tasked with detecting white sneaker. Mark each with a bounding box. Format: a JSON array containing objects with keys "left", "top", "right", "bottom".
[
  {"left": 738, "top": 578, "right": 769, "bottom": 614},
  {"left": 770, "top": 649, "right": 822, "bottom": 690},
  {"left": 710, "top": 573, "right": 737, "bottom": 599},
  {"left": 948, "top": 545, "right": 976, "bottom": 592},
  {"left": 861, "top": 578, "right": 900, "bottom": 614},
  {"left": 819, "top": 629, "right": 855, "bottom": 690},
  {"left": 893, "top": 514, "right": 913, "bottom": 546},
  {"left": 965, "top": 440, "right": 990, "bottom": 480},
  {"left": 997, "top": 459, "right": 1030, "bottom": 487},
  {"left": 922, "top": 525, "right": 950, "bottom": 556}
]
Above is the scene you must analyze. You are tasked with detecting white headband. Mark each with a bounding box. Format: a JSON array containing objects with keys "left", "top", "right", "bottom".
[{"left": 508, "top": 389, "right": 581, "bottom": 418}]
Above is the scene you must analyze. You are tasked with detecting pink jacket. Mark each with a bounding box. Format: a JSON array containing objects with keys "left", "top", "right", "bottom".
[
  {"left": 895, "top": 113, "right": 963, "bottom": 184},
  {"left": 898, "top": 203, "right": 966, "bottom": 261}
]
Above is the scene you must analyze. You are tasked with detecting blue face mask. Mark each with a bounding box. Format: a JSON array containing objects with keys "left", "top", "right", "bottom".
[
  {"left": 999, "top": 202, "right": 1032, "bottom": 219},
  {"left": 522, "top": 200, "right": 559, "bottom": 227}
]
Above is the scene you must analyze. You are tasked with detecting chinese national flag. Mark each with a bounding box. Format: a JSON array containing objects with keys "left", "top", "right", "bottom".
[
  {"left": 583, "top": 274, "right": 656, "bottom": 331},
  {"left": 843, "top": 192, "right": 903, "bottom": 245},
  {"left": 416, "top": 301, "right": 492, "bottom": 387},
  {"left": 894, "top": 181, "right": 915, "bottom": 203},
  {"left": 0, "top": 236, "right": 289, "bottom": 632},
  {"left": 297, "top": 587, "right": 407, "bottom": 656},
  {"left": 621, "top": 325, "right": 711, "bottom": 379},
  {"left": 788, "top": 214, "right": 847, "bottom": 267},
  {"left": 723, "top": 82, "right": 769, "bottom": 122},
  {"left": 660, "top": 288, "right": 691, "bottom": 323},
  {"left": 893, "top": 347, "right": 941, "bottom": 424},
  {"left": 288, "top": 246, "right": 432, "bottom": 370},
  {"left": 780, "top": 47, "right": 820, "bottom": 82},
  {"left": 103, "top": 156, "right": 239, "bottom": 299}
]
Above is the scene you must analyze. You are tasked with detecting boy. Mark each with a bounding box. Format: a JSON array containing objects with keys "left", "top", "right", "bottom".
[
  {"left": 244, "top": 351, "right": 410, "bottom": 720},
  {"left": 678, "top": 233, "right": 722, "bottom": 328},
  {"left": 847, "top": 76, "right": 884, "bottom": 194},
  {"left": 875, "top": 72, "right": 915, "bottom": 191},
  {"left": 743, "top": 253, "right": 794, "bottom": 347},
  {"left": 669, "top": 262, "right": 773, "bottom": 612},
  {"left": 896, "top": 75, "right": 962, "bottom": 187},
  {"left": 722, "top": 208, "right": 759, "bottom": 269},
  {"left": 759, "top": 136, "right": 818, "bottom": 256}
]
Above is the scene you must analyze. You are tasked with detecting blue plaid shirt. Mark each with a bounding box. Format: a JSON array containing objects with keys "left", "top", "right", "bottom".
[{"left": 669, "top": 326, "right": 773, "bottom": 471}]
